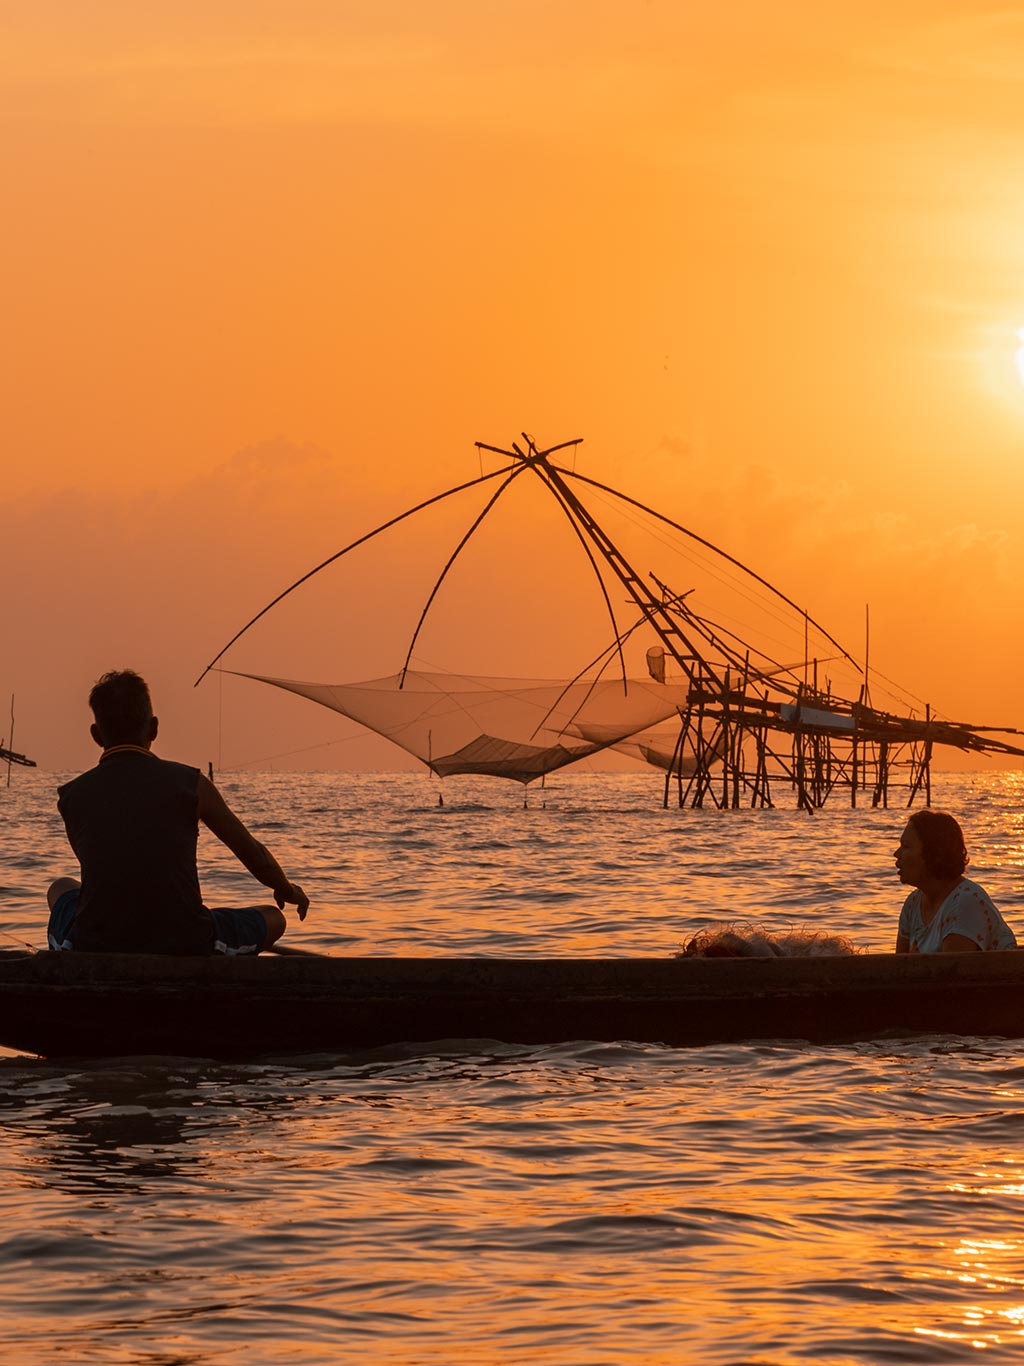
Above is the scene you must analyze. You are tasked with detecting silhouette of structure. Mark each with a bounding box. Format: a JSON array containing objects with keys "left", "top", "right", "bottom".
[
  {"left": 0, "top": 745, "right": 35, "bottom": 769},
  {"left": 198, "top": 434, "right": 1024, "bottom": 808}
]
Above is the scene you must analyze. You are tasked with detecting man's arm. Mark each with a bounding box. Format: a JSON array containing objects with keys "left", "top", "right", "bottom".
[{"left": 197, "top": 773, "right": 309, "bottom": 919}]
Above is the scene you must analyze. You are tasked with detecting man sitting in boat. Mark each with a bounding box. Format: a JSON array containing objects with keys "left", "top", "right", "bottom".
[
  {"left": 894, "top": 810, "right": 1015, "bottom": 953},
  {"left": 46, "top": 670, "right": 309, "bottom": 955}
]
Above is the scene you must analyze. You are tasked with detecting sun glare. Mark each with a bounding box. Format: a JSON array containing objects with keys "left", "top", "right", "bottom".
[{"left": 1016, "top": 328, "right": 1024, "bottom": 386}]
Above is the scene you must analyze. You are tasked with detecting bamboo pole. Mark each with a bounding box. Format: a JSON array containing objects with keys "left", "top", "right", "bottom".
[{"left": 6, "top": 695, "right": 13, "bottom": 789}]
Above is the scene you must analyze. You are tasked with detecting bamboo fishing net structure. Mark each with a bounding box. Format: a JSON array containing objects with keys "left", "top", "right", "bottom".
[{"left": 197, "top": 435, "right": 1024, "bottom": 808}]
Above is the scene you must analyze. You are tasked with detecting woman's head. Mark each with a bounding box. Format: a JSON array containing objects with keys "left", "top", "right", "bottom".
[{"left": 903, "top": 809, "right": 969, "bottom": 881}]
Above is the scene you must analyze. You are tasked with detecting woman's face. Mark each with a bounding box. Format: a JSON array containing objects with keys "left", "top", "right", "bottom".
[{"left": 895, "top": 821, "right": 928, "bottom": 887}]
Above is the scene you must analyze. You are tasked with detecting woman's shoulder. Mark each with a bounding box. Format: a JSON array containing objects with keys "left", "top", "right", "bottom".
[
  {"left": 953, "top": 877, "right": 996, "bottom": 907},
  {"left": 898, "top": 888, "right": 922, "bottom": 921}
]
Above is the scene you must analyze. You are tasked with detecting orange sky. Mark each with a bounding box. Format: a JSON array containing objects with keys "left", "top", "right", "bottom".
[{"left": 2, "top": 1, "right": 1023, "bottom": 773}]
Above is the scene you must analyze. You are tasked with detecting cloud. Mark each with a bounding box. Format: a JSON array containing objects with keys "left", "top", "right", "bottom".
[{"left": 224, "top": 437, "right": 331, "bottom": 477}]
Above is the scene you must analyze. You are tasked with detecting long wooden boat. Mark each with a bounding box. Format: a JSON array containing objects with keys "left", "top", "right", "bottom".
[{"left": 3, "top": 948, "right": 1024, "bottom": 1058}]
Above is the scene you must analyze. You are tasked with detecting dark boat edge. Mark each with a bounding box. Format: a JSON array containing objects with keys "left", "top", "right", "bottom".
[{"left": 2, "top": 949, "right": 1023, "bottom": 1058}]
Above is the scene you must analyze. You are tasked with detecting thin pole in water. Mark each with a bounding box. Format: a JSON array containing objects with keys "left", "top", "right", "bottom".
[{"left": 218, "top": 668, "right": 224, "bottom": 773}]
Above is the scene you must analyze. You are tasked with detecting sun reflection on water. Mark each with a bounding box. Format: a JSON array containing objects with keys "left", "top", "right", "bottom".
[{"left": 909, "top": 1236, "right": 1024, "bottom": 1351}]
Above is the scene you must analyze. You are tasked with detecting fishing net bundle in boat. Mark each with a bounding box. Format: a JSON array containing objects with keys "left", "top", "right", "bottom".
[
  {"left": 228, "top": 669, "right": 687, "bottom": 784},
  {"left": 677, "top": 924, "right": 859, "bottom": 958}
]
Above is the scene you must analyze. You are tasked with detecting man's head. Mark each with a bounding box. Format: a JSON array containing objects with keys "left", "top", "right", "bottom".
[{"left": 88, "top": 670, "right": 158, "bottom": 749}]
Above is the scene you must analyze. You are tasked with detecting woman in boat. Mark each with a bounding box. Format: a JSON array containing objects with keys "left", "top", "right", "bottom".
[{"left": 894, "top": 810, "right": 1016, "bottom": 953}]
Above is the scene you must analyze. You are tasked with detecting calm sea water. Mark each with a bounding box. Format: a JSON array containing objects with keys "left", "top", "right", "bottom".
[{"left": 2, "top": 767, "right": 1024, "bottom": 1363}]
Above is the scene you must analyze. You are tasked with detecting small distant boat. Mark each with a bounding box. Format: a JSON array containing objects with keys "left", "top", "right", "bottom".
[
  {"left": 0, "top": 746, "right": 35, "bottom": 768},
  {"left": 1, "top": 949, "right": 1023, "bottom": 1058}
]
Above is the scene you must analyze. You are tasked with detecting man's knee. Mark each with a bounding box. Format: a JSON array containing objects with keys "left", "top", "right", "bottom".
[
  {"left": 47, "top": 877, "right": 80, "bottom": 910},
  {"left": 260, "top": 905, "right": 287, "bottom": 948}
]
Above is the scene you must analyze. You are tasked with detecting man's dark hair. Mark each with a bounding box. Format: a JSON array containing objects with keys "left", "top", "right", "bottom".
[
  {"left": 88, "top": 670, "right": 154, "bottom": 747},
  {"left": 908, "top": 809, "right": 969, "bottom": 880}
]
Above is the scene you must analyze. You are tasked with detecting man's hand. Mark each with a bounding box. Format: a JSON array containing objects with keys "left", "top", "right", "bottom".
[{"left": 275, "top": 881, "right": 310, "bottom": 921}]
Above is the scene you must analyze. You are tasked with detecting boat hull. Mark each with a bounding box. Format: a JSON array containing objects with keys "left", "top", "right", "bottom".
[{"left": 3, "top": 949, "right": 1024, "bottom": 1058}]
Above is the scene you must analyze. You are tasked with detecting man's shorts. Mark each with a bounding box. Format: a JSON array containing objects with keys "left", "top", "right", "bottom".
[
  {"left": 47, "top": 889, "right": 267, "bottom": 956},
  {"left": 47, "top": 888, "right": 79, "bottom": 950},
  {"left": 210, "top": 907, "right": 267, "bottom": 955}
]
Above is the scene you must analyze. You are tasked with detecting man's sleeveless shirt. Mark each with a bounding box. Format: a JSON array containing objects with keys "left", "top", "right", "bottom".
[{"left": 58, "top": 751, "right": 215, "bottom": 954}]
